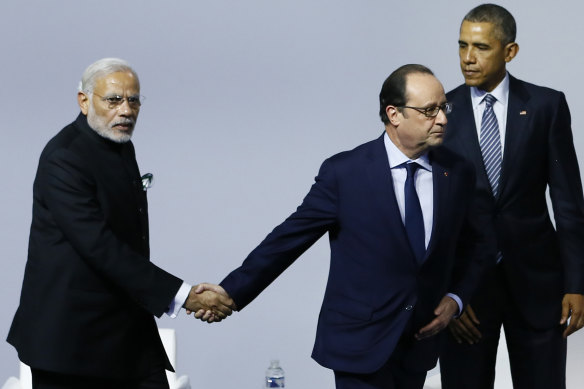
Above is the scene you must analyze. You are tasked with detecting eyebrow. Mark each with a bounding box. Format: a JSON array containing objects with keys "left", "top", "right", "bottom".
[
  {"left": 458, "top": 39, "right": 490, "bottom": 49},
  {"left": 418, "top": 100, "right": 447, "bottom": 108},
  {"left": 102, "top": 93, "right": 140, "bottom": 97}
]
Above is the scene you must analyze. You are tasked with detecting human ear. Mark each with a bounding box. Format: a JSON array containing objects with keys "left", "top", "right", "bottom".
[
  {"left": 77, "top": 92, "right": 89, "bottom": 115},
  {"left": 386, "top": 105, "right": 401, "bottom": 126},
  {"left": 504, "top": 42, "right": 519, "bottom": 63}
]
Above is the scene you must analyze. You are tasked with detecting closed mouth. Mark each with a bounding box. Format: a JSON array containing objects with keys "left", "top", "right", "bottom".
[{"left": 112, "top": 121, "right": 135, "bottom": 131}]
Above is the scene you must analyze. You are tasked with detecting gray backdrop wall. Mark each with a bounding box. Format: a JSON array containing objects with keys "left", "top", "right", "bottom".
[{"left": 1, "top": 1, "right": 583, "bottom": 388}]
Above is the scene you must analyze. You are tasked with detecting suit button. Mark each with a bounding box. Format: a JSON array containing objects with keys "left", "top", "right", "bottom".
[
  {"left": 141, "top": 235, "right": 147, "bottom": 241},
  {"left": 405, "top": 305, "right": 413, "bottom": 311},
  {"left": 139, "top": 207, "right": 144, "bottom": 214}
]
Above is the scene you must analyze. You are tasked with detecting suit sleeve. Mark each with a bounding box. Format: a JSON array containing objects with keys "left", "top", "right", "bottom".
[
  {"left": 220, "top": 158, "right": 338, "bottom": 310},
  {"left": 449, "top": 163, "right": 496, "bottom": 307},
  {"left": 547, "top": 92, "right": 584, "bottom": 294},
  {"left": 39, "top": 148, "right": 182, "bottom": 317}
]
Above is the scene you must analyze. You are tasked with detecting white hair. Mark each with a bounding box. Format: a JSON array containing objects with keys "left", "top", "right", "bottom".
[{"left": 78, "top": 57, "right": 139, "bottom": 94}]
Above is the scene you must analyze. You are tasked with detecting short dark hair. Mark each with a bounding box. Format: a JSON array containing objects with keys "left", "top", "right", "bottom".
[
  {"left": 463, "top": 3, "right": 516, "bottom": 45},
  {"left": 379, "top": 64, "right": 434, "bottom": 125}
]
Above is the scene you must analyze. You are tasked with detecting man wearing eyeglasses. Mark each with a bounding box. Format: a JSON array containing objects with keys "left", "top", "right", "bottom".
[
  {"left": 439, "top": 4, "right": 584, "bottom": 389},
  {"left": 6, "top": 58, "right": 235, "bottom": 389},
  {"left": 195, "top": 64, "right": 492, "bottom": 389}
]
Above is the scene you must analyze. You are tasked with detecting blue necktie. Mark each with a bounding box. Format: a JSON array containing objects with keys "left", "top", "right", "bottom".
[
  {"left": 480, "top": 94, "right": 504, "bottom": 263},
  {"left": 479, "top": 94, "right": 502, "bottom": 197},
  {"left": 404, "top": 162, "right": 425, "bottom": 264}
]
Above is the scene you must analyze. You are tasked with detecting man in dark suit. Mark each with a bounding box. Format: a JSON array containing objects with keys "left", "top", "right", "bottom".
[
  {"left": 197, "top": 64, "right": 492, "bottom": 389},
  {"left": 7, "top": 58, "right": 234, "bottom": 389},
  {"left": 439, "top": 4, "right": 584, "bottom": 389}
]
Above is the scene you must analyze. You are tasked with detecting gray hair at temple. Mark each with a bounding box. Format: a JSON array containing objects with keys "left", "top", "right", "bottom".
[
  {"left": 463, "top": 4, "right": 516, "bottom": 45},
  {"left": 78, "top": 58, "right": 139, "bottom": 94}
]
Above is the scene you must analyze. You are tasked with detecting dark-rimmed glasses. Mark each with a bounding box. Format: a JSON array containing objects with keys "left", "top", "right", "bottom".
[{"left": 399, "top": 102, "right": 453, "bottom": 118}]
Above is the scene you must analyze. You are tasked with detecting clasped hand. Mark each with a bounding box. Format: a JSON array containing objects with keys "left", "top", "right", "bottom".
[
  {"left": 415, "top": 295, "right": 459, "bottom": 340},
  {"left": 183, "top": 283, "right": 236, "bottom": 323}
]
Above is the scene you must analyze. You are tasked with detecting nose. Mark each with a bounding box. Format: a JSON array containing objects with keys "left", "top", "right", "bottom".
[
  {"left": 461, "top": 47, "right": 475, "bottom": 64},
  {"left": 435, "top": 108, "right": 448, "bottom": 126},
  {"left": 117, "top": 98, "right": 133, "bottom": 115}
]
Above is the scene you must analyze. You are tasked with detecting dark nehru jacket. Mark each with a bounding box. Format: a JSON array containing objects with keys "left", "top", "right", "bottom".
[{"left": 7, "top": 113, "right": 183, "bottom": 379}]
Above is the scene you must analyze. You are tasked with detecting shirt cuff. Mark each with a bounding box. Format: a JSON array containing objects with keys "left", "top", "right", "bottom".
[
  {"left": 165, "top": 282, "right": 192, "bottom": 318},
  {"left": 446, "top": 293, "right": 463, "bottom": 317}
]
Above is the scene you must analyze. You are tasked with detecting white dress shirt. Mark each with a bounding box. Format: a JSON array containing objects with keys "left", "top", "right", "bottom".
[{"left": 166, "top": 282, "right": 192, "bottom": 318}]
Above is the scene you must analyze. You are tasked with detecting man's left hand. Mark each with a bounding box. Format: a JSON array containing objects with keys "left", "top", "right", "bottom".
[
  {"left": 415, "top": 296, "right": 458, "bottom": 340},
  {"left": 560, "top": 293, "right": 584, "bottom": 338}
]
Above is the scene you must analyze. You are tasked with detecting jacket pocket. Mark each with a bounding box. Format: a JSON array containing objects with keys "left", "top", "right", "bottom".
[{"left": 324, "top": 293, "right": 374, "bottom": 321}]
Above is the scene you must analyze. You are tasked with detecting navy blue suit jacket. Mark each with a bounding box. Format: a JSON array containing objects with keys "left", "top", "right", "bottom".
[
  {"left": 220, "top": 134, "right": 491, "bottom": 374},
  {"left": 443, "top": 75, "right": 584, "bottom": 329}
]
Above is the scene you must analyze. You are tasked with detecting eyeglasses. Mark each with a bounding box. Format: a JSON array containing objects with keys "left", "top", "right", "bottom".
[
  {"left": 93, "top": 93, "right": 144, "bottom": 109},
  {"left": 399, "top": 102, "right": 453, "bottom": 118}
]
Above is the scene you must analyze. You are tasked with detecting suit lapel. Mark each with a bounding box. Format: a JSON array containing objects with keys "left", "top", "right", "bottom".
[
  {"left": 499, "top": 75, "right": 530, "bottom": 199},
  {"left": 425, "top": 155, "right": 450, "bottom": 259},
  {"left": 450, "top": 89, "right": 489, "bottom": 183},
  {"left": 366, "top": 134, "right": 415, "bottom": 264}
]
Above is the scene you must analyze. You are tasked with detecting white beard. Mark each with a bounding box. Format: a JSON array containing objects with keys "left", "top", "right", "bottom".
[{"left": 87, "top": 103, "right": 134, "bottom": 144}]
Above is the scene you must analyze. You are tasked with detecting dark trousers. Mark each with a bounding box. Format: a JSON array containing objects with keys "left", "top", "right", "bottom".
[
  {"left": 334, "top": 333, "right": 427, "bottom": 389},
  {"left": 334, "top": 365, "right": 426, "bottom": 389},
  {"left": 440, "top": 265, "right": 566, "bottom": 389},
  {"left": 31, "top": 366, "right": 170, "bottom": 389}
]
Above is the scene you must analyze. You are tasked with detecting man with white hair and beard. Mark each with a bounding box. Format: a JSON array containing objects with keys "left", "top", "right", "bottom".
[
  {"left": 6, "top": 58, "right": 234, "bottom": 389},
  {"left": 81, "top": 60, "right": 140, "bottom": 143}
]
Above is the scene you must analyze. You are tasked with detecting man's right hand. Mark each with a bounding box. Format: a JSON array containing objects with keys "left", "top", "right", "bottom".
[
  {"left": 183, "top": 283, "right": 235, "bottom": 323},
  {"left": 448, "top": 304, "right": 482, "bottom": 344}
]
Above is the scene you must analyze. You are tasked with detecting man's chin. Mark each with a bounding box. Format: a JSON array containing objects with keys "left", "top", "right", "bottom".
[
  {"left": 86, "top": 108, "right": 135, "bottom": 143},
  {"left": 463, "top": 78, "right": 479, "bottom": 87},
  {"left": 98, "top": 127, "right": 133, "bottom": 143},
  {"left": 428, "top": 136, "right": 444, "bottom": 148},
  {"left": 110, "top": 130, "right": 133, "bottom": 143}
]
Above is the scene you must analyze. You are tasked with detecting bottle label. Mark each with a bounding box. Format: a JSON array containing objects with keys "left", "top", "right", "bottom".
[{"left": 266, "top": 377, "right": 285, "bottom": 388}]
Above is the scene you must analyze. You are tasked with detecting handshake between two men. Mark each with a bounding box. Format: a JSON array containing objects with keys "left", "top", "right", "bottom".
[{"left": 183, "top": 283, "right": 236, "bottom": 323}]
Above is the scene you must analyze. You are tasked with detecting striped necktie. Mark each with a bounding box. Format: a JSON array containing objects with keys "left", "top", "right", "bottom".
[
  {"left": 479, "top": 94, "right": 502, "bottom": 197},
  {"left": 480, "top": 94, "right": 504, "bottom": 263}
]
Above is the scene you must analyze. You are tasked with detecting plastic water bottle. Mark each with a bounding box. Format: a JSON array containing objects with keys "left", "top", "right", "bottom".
[{"left": 265, "top": 359, "right": 285, "bottom": 388}]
